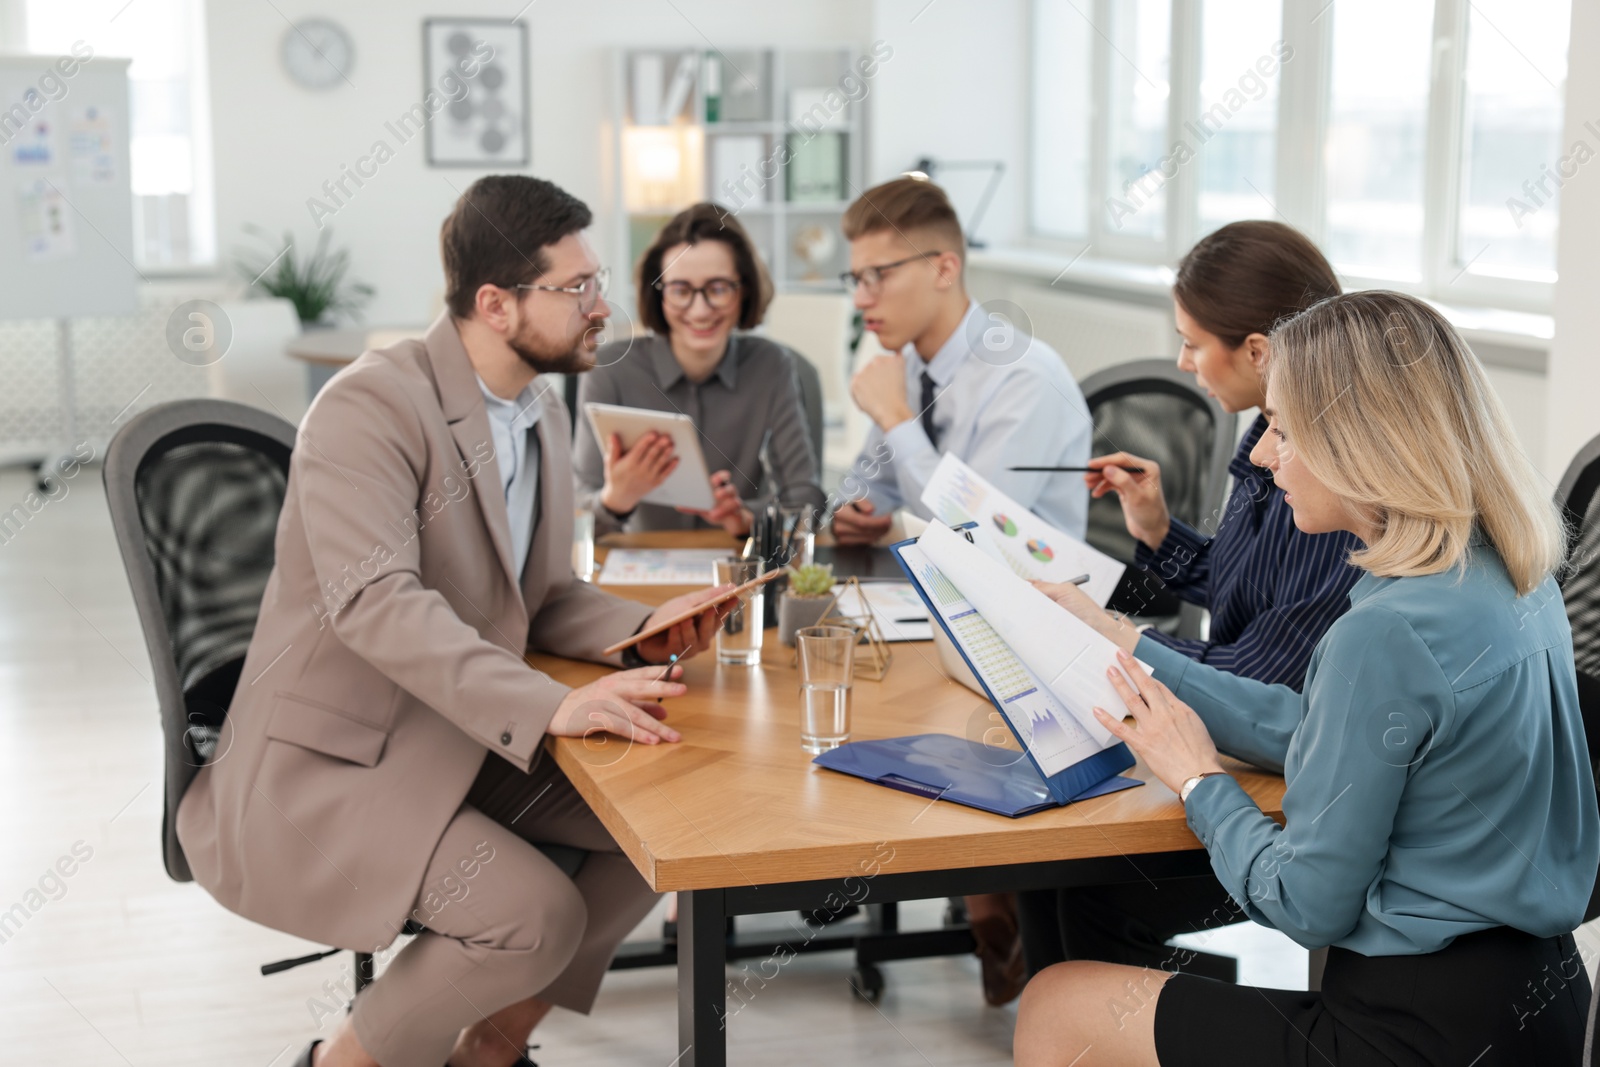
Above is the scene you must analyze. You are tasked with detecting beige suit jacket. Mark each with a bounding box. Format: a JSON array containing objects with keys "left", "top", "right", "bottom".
[{"left": 176, "top": 313, "right": 653, "bottom": 951}]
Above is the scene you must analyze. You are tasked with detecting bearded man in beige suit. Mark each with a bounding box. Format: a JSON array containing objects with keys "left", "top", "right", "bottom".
[{"left": 177, "top": 176, "right": 731, "bottom": 1067}]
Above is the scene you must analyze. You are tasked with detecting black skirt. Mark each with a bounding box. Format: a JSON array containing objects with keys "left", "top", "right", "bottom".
[{"left": 1153, "top": 925, "right": 1590, "bottom": 1067}]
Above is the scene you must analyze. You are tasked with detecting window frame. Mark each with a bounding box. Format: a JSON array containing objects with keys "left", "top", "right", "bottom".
[{"left": 1026, "top": 0, "right": 1565, "bottom": 313}]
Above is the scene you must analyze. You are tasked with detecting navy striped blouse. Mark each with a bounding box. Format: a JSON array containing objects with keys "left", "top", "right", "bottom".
[{"left": 1132, "top": 414, "right": 1363, "bottom": 691}]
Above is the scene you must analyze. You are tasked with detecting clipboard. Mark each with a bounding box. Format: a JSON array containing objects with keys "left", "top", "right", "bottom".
[
  {"left": 812, "top": 523, "right": 1138, "bottom": 815},
  {"left": 890, "top": 524, "right": 1137, "bottom": 805},
  {"left": 601, "top": 567, "right": 784, "bottom": 656}
]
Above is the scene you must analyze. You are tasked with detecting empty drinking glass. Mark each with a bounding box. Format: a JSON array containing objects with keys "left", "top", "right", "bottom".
[{"left": 796, "top": 624, "right": 856, "bottom": 753}]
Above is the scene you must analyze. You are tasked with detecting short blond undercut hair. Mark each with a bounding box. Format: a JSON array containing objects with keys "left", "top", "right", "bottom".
[{"left": 1267, "top": 290, "right": 1564, "bottom": 596}]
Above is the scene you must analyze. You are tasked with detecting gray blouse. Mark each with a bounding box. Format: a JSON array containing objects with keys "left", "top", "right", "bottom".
[{"left": 572, "top": 333, "right": 825, "bottom": 534}]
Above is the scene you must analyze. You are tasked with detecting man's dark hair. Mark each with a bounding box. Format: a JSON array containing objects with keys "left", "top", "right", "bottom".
[
  {"left": 440, "top": 175, "right": 593, "bottom": 319},
  {"left": 635, "top": 202, "right": 774, "bottom": 334}
]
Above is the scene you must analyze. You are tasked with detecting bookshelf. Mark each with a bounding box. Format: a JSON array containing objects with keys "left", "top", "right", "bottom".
[{"left": 608, "top": 46, "right": 869, "bottom": 312}]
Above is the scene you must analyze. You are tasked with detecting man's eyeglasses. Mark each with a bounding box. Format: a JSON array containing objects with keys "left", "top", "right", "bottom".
[
  {"left": 654, "top": 278, "right": 741, "bottom": 311},
  {"left": 839, "top": 252, "right": 945, "bottom": 293},
  {"left": 512, "top": 266, "right": 610, "bottom": 313}
]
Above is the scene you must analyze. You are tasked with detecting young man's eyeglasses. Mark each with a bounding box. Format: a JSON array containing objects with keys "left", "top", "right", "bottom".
[
  {"left": 654, "top": 278, "right": 741, "bottom": 311},
  {"left": 511, "top": 266, "right": 610, "bottom": 313},
  {"left": 839, "top": 251, "right": 945, "bottom": 294}
]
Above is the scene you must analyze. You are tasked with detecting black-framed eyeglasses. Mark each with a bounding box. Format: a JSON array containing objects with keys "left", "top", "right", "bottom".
[
  {"left": 511, "top": 266, "right": 610, "bottom": 313},
  {"left": 654, "top": 277, "right": 741, "bottom": 311},
  {"left": 839, "top": 252, "right": 945, "bottom": 293}
]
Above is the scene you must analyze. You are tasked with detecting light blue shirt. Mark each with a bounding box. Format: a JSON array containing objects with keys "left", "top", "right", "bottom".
[
  {"left": 1140, "top": 536, "right": 1599, "bottom": 955},
  {"left": 477, "top": 376, "right": 542, "bottom": 576},
  {"left": 850, "top": 301, "right": 1091, "bottom": 536}
]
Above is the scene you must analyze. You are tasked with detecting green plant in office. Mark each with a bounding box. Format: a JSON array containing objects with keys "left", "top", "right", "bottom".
[
  {"left": 233, "top": 225, "right": 374, "bottom": 326},
  {"left": 779, "top": 562, "right": 837, "bottom": 645},
  {"left": 788, "top": 562, "right": 836, "bottom": 598}
]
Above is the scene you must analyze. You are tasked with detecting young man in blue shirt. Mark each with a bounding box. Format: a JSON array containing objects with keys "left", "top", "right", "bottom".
[{"left": 832, "top": 176, "right": 1092, "bottom": 545}]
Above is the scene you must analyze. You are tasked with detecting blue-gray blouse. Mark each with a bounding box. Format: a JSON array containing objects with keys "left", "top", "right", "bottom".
[{"left": 1140, "top": 537, "right": 1598, "bottom": 955}]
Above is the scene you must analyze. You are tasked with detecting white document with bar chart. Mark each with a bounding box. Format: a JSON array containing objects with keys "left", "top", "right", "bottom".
[
  {"left": 920, "top": 453, "right": 1125, "bottom": 606},
  {"left": 895, "top": 539, "right": 1109, "bottom": 777}
]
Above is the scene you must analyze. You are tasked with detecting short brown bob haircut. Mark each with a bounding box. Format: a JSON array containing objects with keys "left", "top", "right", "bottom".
[
  {"left": 842, "top": 175, "right": 967, "bottom": 261},
  {"left": 635, "top": 203, "right": 774, "bottom": 334}
]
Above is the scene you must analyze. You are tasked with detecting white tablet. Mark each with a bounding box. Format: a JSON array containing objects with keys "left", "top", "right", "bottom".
[{"left": 583, "top": 401, "right": 716, "bottom": 511}]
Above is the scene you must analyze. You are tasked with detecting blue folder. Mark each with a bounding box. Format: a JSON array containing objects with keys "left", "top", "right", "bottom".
[{"left": 811, "top": 525, "right": 1141, "bottom": 818}]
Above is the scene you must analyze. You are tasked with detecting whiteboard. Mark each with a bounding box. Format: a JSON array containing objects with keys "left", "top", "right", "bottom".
[{"left": 0, "top": 54, "right": 136, "bottom": 320}]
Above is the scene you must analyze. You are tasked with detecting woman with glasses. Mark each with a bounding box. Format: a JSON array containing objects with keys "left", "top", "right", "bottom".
[{"left": 572, "top": 202, "right": 825, "bottom": 536}]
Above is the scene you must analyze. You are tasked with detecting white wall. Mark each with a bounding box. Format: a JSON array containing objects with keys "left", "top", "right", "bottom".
[
  {"left": 867, "top": 0, "right": 1029, "bottom": 247},
  {"left": 204, "top": 1, "right": 870, "bottom": 325},
  {"left": 1547, "top": 0, "right": 1600, "bottom": 485}
]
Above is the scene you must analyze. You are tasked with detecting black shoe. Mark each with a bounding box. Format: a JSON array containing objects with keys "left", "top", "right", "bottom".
[
  {"left": 293, "top": 1040, "right": 320, "bottom": 1067},
  {"left": 445, "top": 1051, "right": 538, "bottom": 1067}
]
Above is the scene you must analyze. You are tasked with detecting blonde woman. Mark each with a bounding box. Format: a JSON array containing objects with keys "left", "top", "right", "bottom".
[{"left": 1015, "top": 291, "right": 1598, "bottom": 1066}]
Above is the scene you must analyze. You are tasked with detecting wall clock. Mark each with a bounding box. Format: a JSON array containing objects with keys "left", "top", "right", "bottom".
[{"left": 282, "top": 18, "right": 354, "bottom": 90}]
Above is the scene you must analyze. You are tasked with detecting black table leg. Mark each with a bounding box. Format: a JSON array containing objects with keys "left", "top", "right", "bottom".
[{"left": 677, "top": 888, "right": 727, "bottom": 1067}]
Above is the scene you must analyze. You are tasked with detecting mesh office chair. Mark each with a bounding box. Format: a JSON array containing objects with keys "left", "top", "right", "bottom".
[
  {"left": 1554, "top": 434, "right": 1600, "bottom": 1067},
  {"left": 104, "top": 399, "right": 296, "bottom": 884},
  {"left": 1078, "top": 359, "right": 1235, "bottom": 638},
  {"left": 103, "top": 399, "right": 580, "bottom": 1001}
]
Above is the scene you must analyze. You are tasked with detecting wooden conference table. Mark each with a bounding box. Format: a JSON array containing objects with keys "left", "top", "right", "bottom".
[{"left": 530, "top": 530, "right": 1286, "bottom": 1067}]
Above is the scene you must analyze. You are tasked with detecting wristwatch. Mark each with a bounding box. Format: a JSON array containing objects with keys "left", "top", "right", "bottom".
[{"left": 1179, "top": 771, "right": 1229, "bottom": 806}]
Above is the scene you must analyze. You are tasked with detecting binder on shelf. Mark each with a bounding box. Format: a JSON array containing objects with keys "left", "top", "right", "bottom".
[{"left": 812, "top": 523, "right": 1141, "bottom": 817}]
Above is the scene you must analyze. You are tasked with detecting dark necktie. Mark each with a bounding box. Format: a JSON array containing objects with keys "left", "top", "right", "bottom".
[{"left": 920, "top": 371, "right": 941, "bottom": 449}]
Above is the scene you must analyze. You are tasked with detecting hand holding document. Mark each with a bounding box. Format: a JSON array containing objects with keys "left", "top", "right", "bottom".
[
  {"left": 917, "top": 522, "right": 1145, "bottom": 749},
  {"left": 920, "top": 454, "right": 1125, "bottom": 606}
]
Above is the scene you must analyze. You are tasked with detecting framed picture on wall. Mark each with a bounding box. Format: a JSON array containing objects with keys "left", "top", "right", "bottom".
[{"left": 423, "top": 18, "right": 529, "bottom": 167}]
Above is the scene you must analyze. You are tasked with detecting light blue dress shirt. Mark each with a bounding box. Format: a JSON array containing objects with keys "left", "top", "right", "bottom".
[
  {"left": 849, "top": 301, "right": 1092, "bottom": 537},
  {"left": 477, "top": 376, "right": 542, "bottom": 576},
  {"left": 1139, "top": 536, "right": 1598, "bottom": 955}
]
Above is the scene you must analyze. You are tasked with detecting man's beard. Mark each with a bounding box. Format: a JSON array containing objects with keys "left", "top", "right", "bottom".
[{"left": 509, "top": 319, "right": 598, "bottom": 375}]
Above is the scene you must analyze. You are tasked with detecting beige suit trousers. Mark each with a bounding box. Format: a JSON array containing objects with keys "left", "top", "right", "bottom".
[{"left": 350, "top": 750, "right": 658, "bottom": 1067}]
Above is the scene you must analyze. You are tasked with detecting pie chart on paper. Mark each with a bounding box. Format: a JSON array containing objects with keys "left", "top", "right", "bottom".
[
  {"left": 1026, "top": 538, "right": 1054, "bottom": 563},
  {"left": 992, "top": 513, "right": 1019, "bottom": 537}
]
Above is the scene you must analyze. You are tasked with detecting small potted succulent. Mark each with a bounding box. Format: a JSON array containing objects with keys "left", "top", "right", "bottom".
[{"left": 778, "top": 562, "right": 838, "bottom": 646}]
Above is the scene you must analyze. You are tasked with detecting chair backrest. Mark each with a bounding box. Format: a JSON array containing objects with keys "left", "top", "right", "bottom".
[
  {"left": 1559, "top": 432, "right": 1600, "bottom": 751},
  {"left": 1078, "top": 358, "right": 1234, "bottom": 560},
  {"left": 782, "top": 343, "right": 826, "bottom": 476},
  {"left": 1555, "top": 433, "right": 1600, "bottom": 925},
  {"left": 103, "top": 399, "right": 296, "bottom": 882}
]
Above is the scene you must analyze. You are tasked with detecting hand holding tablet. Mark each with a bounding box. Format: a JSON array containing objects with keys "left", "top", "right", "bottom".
[{"left": 586, "top": 402, "right": 716, "bottom": 511}]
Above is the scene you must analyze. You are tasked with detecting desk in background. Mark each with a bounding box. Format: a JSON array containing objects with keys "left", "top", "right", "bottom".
[{"left": 536, "top": 531, "right": 1286, "bottom": 1066}]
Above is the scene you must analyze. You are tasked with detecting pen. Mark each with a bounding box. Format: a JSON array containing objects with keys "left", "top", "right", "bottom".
[
  {"left": 1066, "top": 573, "right": 1092, "bottom": 586},
  {"left": 1008, "top": 465, "right": 1147, "bottom": 474}
]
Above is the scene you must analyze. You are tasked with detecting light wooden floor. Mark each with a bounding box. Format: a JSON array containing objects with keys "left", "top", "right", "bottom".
[{"left": 0, "top": 466, "right": 1415, "bottom": 1064}]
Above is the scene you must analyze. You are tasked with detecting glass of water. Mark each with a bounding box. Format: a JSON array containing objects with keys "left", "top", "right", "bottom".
[
  {"left": 572, "top": 509, "right": 595, "bottom": 582},
  {"left": 796, "top": 625, "right": 856, "bottom": 753},
  {"left": 714, "top": 557, "right": 765, "bottom": 666}
]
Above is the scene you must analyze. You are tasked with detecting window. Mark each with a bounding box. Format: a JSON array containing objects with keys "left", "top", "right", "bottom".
[
  {"left": 1028, "top": 0, "right": 1573, "bottom": 309},
  {"left": 1195, "top": 0, "right": 1281, "bottom": 236},
  {"left": 1103, "top": 0, "right": 1171, "bottom": 242},
  {"left": 1029, "top": 1, "right": 1092, "bottom": 239},
  {"left": 1322, "top": 1, "right": 1432, "bottom": 281},
  {"left": 24, "top": 0, "right": 214, "bottom": 268},
  {"left": 1456, "top": 0, "right": 1571, "bottom": 284}
]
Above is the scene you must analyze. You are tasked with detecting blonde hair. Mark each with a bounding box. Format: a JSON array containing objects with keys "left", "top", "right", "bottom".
[{"left": 1267, "top": 290, "right": 1564, "bottom": 595}]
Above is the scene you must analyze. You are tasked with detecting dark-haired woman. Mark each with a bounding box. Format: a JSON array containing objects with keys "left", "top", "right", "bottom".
[
  {"left": 572, "top": 203, "right": 824, "bottom": 536},
  {"left": 1015, "top": 221, "right": 1366, "bottom": 979}
]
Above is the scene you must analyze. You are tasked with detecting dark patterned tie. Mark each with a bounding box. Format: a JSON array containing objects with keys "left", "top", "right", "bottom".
[{"left": 920, "top": 371, "right": 941, "bottom": 449}]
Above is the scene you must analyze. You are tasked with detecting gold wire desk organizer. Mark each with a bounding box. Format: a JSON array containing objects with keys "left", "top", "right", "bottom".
[{"left": 790, "top": 575, "right": 894, "bottom": 680}]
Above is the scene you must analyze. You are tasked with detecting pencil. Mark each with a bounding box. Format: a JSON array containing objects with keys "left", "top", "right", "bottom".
[{"left": 1008, "top": 465, "right": 1146, "bottom": 474}]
